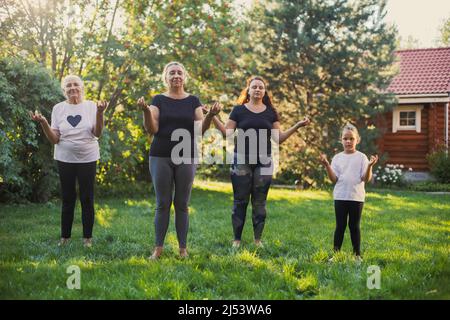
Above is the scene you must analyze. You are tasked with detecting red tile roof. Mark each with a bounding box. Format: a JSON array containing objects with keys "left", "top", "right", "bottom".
[{"left": 387, "top": 47, "right": 450, "bottom": 95}]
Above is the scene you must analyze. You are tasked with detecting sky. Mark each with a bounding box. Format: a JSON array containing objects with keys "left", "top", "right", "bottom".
[
  {"left": 385, "top": 0, "right": 450, "bottom": 47},
  {"left": 235, "top": 0, "right": 450, "bottom": 48}
]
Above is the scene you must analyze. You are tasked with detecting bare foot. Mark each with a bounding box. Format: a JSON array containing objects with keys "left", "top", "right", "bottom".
[
  {"left": 232, "top": 240, "right": 241, "bottom": 248},
  {"left": 179, "top": 248, "right": 188, "bottom": 258},
  {"left": 83, "top": 238, "right": 93, "bottom": 248},
  {"left": 254, "top": 240, "right": 263, "bottom": 248},
  {"left": 58, "top": 238, "right": 70, "bottom": 246},
  {"left": 149, "top": 247, "right": 163, "bottom": 260}
]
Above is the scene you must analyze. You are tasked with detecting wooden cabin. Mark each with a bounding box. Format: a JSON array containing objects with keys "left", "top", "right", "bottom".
[{"left": 377, "top": 47, "right": 450, "bottom": 172}]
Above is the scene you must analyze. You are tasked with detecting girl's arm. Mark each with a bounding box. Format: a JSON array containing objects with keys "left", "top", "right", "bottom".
[
  {"left": 30, "top": 111, "right": 60, "bottom": 145},
  {"left": 363, "top": 155, "right": 379, "bottom": 183},
  {"left": 272, "top": 117, "right": 310, "bottom": 144},
  {"left": 319, "top": 154, "right": 338, "bottom": 183}
]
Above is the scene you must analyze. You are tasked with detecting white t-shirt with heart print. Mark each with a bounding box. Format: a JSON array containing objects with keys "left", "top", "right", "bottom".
[{"left": 50, "top": 100, "right": 100, "bottom": 163}]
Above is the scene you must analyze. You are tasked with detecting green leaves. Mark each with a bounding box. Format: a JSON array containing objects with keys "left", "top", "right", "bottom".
[
  {"left": 0, "top": 57, "right": 63, "bottom": 202},
  {"left": 241, "top": 0, "right": 397, "bottom": 186}
]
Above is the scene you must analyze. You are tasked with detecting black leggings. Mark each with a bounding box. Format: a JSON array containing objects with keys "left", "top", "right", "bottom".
[
  {"left": 57, "top": 161, "right": 97, "bottom": 239},
  {"left": 230, "top": 161, "right": 272, "bottom": 241},
  {"left": 334, "top": 200, "right": 364, "bottom": 256}
]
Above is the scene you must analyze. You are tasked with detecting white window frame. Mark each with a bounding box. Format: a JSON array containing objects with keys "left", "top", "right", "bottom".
[{"left": 392, "top": 105, "right": 423, "bottom": 133}]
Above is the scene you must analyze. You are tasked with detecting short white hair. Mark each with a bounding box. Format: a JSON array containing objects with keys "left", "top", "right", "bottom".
[
  {"left": 161, "top": 61, "right": 188, "bottom": 87},
  {"left": 61, "top": 75, "right": 84, "bottom": 98}
]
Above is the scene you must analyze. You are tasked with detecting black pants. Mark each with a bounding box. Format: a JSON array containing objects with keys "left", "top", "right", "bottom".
[
  {"left": 230, "top": 159, "right": 273, "bottom": 241},
  {"left": 57, "top": 161, "right": 97, "bottom": 238},
  {"left": 334, "top": 200, "right": 364, "bottom": 256}
]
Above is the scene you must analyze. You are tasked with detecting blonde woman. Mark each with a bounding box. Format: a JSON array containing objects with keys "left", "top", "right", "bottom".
[
  {"left": 137, "top": 62, "right": 220, "bottom": 259},
  {"left": 30, "top": 75, "right": 108, "bottom": 247}
]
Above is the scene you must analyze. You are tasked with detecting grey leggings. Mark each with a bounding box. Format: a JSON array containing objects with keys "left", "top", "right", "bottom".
[{"left": 149, "top": 157, "right": 196, "bottom": 248}]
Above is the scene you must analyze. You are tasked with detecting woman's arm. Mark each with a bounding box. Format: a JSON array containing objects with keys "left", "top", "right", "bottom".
[
  {"left": 319, "top": 154, "right": 338, "bottom": 183},
  {"left": 93, "top": 101, "right": 108, "bottom": 138},
  {"left": 30, "top": 111, "right": 60, "bottom": 145},
  {"left": 138, "top": 97, "right": 159, "bottom": 134},
  {"left": 199, "top": 102, "right": 222, "bottom": 135},
  {"left": 210, "top": 115, "right": 237, "bottom": 137},
  {"left": 272, "top": 117, "right": 310, "bottom": 144}
]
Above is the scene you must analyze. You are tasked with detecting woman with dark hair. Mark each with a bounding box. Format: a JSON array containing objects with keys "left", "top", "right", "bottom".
[{"left": 211, "top": 76, "right": 310, "bottom": 247}]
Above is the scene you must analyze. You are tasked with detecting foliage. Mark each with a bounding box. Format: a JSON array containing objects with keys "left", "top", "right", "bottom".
[
  {"left": 240, "top": 0, "right": 398, "bottom": 187},
  {"left": 0, "top": 0, "right": 244, "bottom": 201},
  {"left": 427, "top": 147, "right": 450, "bottom": 183},
  {"left": 438, "top": 17, "right": 450, "bottom": 46},
  {"left": 406, "top": 182, "right": 450, "bottom": 192},
  {"left": 0, "top": 0, "right": 400, "bottom": 200},
  {"left": 0, "top": 57, "right": 64, "bottom": 202}
]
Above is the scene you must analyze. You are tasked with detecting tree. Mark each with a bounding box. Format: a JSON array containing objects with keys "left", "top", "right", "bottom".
[
  {"left": 397, "top": 35, "right": 421, "bottom": 50},
  {"left": 438, "top": 17, "right": 450, "bottom": 46},
  {"left": 0, "top": 57, "right": 64, "bottom": 202},
  {"left": 240, "top": 0, "right": 398, "bottom": 186},
  {"left": 0, "top": 0, "right": 245, "bottom": 197}
]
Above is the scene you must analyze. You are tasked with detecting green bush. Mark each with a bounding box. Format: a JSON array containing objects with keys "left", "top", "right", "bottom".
[
  {"left": 427, "top": 147, "right": 450, "bottom": 183},
  {"left": 0, "top": 58, "right": 64, "bottom": 203},
  {"left": 407, "top": 182, "right": 450, "bottom": 192}
]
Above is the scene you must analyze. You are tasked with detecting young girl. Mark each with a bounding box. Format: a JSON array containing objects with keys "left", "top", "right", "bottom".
[{"left": 319, "top": 123, "right": 378, "bottom": 262}]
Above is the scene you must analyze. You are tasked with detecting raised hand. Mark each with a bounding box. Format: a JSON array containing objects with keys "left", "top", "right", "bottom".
[
  {"left": 96, "top": 100, "right": 109, "bottom": 113},
  {"left": 298, "top": 117, "right": 311, "bottom": 127},
  {"left": 208, "top": 102, "right": 222, "bottom": 116},
  {"left": 202, "top": 105, "right": 209, "bottom": 114},
  {"left": 29, "top": 110, "right": 47, "bottom": 124},
  {"left": 369, "top": 154, "right": 379, "bottom": 167},
  {"left": 137, "top": 97, "right": 149, "bottom": 111},
  {"left": 319, "top": 154, "right": 330, "bottom": 166}
]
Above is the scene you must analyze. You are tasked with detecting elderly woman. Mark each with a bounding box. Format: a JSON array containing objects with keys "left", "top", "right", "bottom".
[
  {"left": 31, "top": 75, "right": 108, "bottom": 247},
  {"left": 137, "top": 61, "right": 220, "bottom": 259}
]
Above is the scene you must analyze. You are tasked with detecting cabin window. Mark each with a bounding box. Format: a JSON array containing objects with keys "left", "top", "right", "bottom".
[
  {"left": 392, "top": 105, "right": 423, "bottom": 133},
  {"left": 399, "top": 111, "right": 416, "bottom": 127}
]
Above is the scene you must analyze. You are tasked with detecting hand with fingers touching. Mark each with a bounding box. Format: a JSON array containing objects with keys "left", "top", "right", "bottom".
[
  {"left": 96, "top": 101, "right": 109, "bottom": 114},
  {"left": 368, "top": 154, "right": 379, "bottom": 167},
  {"left": 208, "top": 101, "right": 222, "bottom": 116},
  {"left": 319, "top": 153, "right": 330, "bottom": 166},
  {"left": 137, "top": 96, "right": 149, "bottom": 111},
  {"left": 298, "top": 116, "right": 311, "bottom": 127},
  {"left": 29, "top": 110, "right": 48, "bottom": 124}
]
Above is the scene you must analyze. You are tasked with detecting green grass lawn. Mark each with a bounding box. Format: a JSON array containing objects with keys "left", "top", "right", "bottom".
[{"left": 0, "top": 180, "right": 449, "bottom": 299}]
